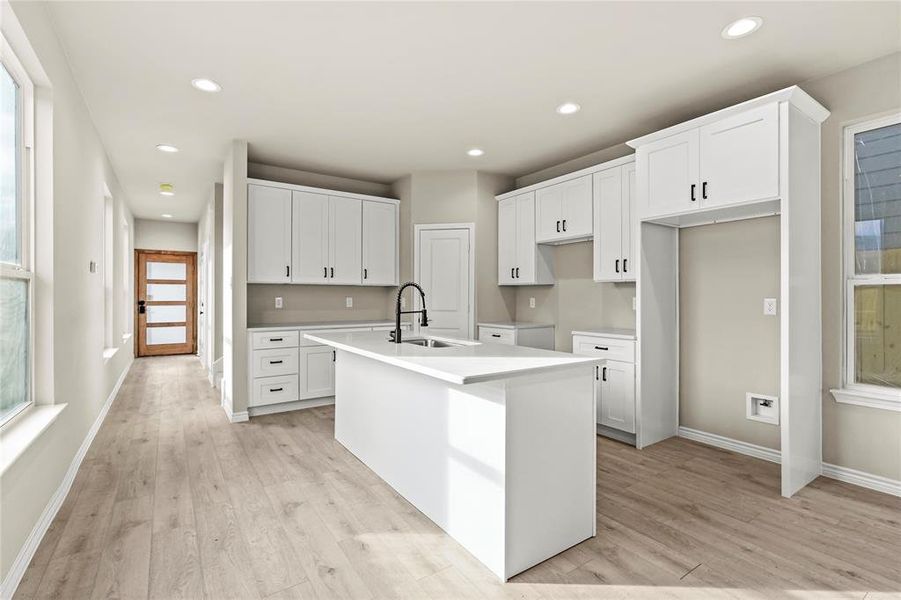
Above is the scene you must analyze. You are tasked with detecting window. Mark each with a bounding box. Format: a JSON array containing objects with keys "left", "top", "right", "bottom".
[
  {"left": 841, "top": 113, "right": 901, "bottom": 408},
  {"left": 0, "top": 37, "right": 34, "bottom": 424}
]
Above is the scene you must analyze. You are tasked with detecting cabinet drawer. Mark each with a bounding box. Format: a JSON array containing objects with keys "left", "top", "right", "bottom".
[
  {"left": 252, "top": 347, "right": 299, "bottom": 378},
  {"left": 479, "top": 327, "right": 515, "bottom": 345},
  {"left": 251, "top": 330, "right": 299, "bottom": 350},
  {"left": 572, "top": 335, "right": 634, "bottom": 363},
  {"left": 250, "top": 375, "right": 299, "bottom": 407},
  {"left": 298, "top": 327, "right": 372, "bottom": 346}
]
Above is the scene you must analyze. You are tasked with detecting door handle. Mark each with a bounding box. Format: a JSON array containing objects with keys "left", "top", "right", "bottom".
[
  {"left": 595, "top": 366, "right": 599, "bottom": 381},
  {"left": 556, "top": 220, "right": 561, "bottom": 232},
  {"left": 332, "top": 350, "right": 336, "bottom": 361},
  {"left": 615, "top": 259, "right": 620, "bottom": 273},
  {"left": 623, "top": 259, "right": 627, "bottom": 273},
  {"left": 137, "top": 299, "right": 146, "bottom": 314},
  {"left": 691, "top": 183, "right": 696, "bottom": 202},
  {"left": 330, "top": 267, "right": 334, "bottom": 278},
  {"left": 702, "top": 181, "right": 708, "bottom": 200},
  {"left": 515, "top": 267, "right": 519, "bottom": 278},
  {"left": 324, "top": 267, "right": 328, "bottom": 278},
  {"left": 602, "top": 367, "right": 607, "bottom": 382},
  {"left": 562, "top": 219, "right": 567, "bottom": 232},
  {"left": 511, "top": 268, "right": 515, "bottom": 279},
  {"left": 364, "top": 268, "right": 368, "bottom": 279},
  {"left": 286, "top": 265, "right": 290, "bottom": 278}
]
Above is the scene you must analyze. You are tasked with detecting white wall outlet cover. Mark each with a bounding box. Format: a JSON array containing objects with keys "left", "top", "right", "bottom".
[
  {"left": 346, "top": 296, "right": 353, "bottom": 308},
  {"left": 763, "top": 298, "right": 777, "bottom": 316},
  {"left": 274, "top": 297, "right": 283, "bottom": 309},
  {"left": 529, "top": 297, "right": 536, "bottom": 309}
]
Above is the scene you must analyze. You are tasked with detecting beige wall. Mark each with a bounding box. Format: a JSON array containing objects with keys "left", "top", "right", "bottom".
[
  {"left": 679, "top": 217, "right": 781, "bottom": 450},
  {"left": 1, "top": 1, "right": 135, "bottom": 582},
  {"left": 247, "top": 162, "right": 391, "bottom": 197},
  {"left": 134, "top": 218, "right": 197, "bottom": 252},
  {"left": 805, "top": 52, "right": 901, "bottom": 479},
  {"left": 222, "top": 141, "right": 249, "bottom": 415}
]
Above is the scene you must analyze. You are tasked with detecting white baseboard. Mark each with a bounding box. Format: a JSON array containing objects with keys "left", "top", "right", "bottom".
[
  {"left": 678, "top": 426, "right": 782, "bottom": 464},
  {"left": 821, "top": 462, "right": 901, "bottom": 498},
  {"left": 1, "top": 358, "right": 133, "bottom": 600},
  {"left": 677, "top": 426, "right": 901, "bottom": 498},
  {"left": 248, "top": 397, "right": 335, "bottom": 417},
  {"left": 221, "top": 403, "right": 248, "bottom": 423}
]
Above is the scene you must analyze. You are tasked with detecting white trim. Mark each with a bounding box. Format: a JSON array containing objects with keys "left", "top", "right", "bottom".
[
  {"left": 222, "top": 403, "right": 248, "bottom": 423},
  {"left": 678, "top": 426, "right": 781, "bottom": 464},
  {"left": 821, "top": 463, "right": 901, "bottom": 498},
  {"left": 246, "top": 177, "right": 398, "bottom": 205},
  {"left": 496, "top": 155, "right": 635, "bottom": 201},
  {"left": 0, "top": 357, "right": 132, "bottom": 600},
  {"left": 830, "top": 387, "right": 901, "bottom": 412},
  {"left": 413, "top": 223, "right": 476, "bottom": 340},
  {"left": 248, "top": 397, "right": 334, "bottom": 417}
]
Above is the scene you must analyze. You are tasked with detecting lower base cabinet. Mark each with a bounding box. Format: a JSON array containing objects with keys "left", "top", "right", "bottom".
[
  {"left": 572, "top": 330, "right": 637, "bottom": 436},
  {"left": 299, "top": 345, "right": 336, "bottom": 399}
]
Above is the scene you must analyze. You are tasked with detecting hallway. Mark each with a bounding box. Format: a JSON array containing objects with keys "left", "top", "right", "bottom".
[{"left": 13, "top": 356, "right": 901, "bottom": 600}]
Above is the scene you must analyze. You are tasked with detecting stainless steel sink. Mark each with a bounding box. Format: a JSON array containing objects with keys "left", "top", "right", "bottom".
[{"left": 401, "top": 338, "right": 461, "bottom": 348}]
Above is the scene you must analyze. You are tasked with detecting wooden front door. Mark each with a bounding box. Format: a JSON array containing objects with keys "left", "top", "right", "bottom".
[{"left": 135, "top": 250, "right": 196, "bottom": 357}]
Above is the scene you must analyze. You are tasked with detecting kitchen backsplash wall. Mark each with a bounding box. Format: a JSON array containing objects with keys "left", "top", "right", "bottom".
[{"left": 247, "top": 284, "right": 395, "bottom": 325}]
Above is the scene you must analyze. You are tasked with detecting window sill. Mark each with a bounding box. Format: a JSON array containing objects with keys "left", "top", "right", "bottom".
[
  {"left": 102, "top": 347, "right": 119, "bottom": 362},
  {"left": 831, "top": 388, "right": 901, "bottom": 412},
  {"left": 0, "top": 404, "right": 68, "bottom": 475}
]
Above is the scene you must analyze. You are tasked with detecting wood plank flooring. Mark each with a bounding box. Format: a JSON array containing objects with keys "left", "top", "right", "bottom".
[{"left": 14, "top": 356, "right": 901, "bottom": 599}]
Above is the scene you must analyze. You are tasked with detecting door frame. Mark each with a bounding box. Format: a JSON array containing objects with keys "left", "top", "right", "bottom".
[
  {"left": 413, "top": 223, "right": 476, "bottom": 340},
  {"left": 134, "top": 249, "right": 198, "bottom": 357}
]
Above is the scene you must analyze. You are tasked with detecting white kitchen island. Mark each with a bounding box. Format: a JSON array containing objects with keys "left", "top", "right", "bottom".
[{"left": 303, "top": 330, "right": 600, "bottom": 581}]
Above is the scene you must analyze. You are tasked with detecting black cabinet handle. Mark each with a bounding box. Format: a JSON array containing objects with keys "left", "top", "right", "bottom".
[
  {"left": 269, "top": 337, "right": 283, "bottom": 342},
  {"left": 269, "top": 387, "right": 283, "bottom": 393},
  {"left": 556, "top": 220, "right": 561, "bottom": 232},
  {"left": 562, "top": 219, "right": 567, "bottom": 232},
  {"left": 595, "top": 366, "right": 599, "bottom": 381},
  {"left": 615, "top": 259, "right": 620, "bottom": 273},
  {"left": 602, "top": 367, "right": 607, "bottom": 382},
  {"left": 332, "top": 350, "right": 336, "bottom": 361},
  {"left": 323, "top": 267, "right": 327, "bottom": 278},
  {"left": 702, "top": 181, "right": 708, "bottom": 199},
  {"left": 515, "top": 267, "right": 519, "bottom": 278},
  {"left": 269, "top": 360, "right": 283, "bottom": 365},
  {"left": 594, "top": 346, "right": 608, "bottom": 351},
  {"left": 364, "top": 268, "right": 368, "bottom": 279},
  {"left": 623, "top": 259, "right": 628, "bottom": 273},
  {"left": 491, "top": 334, "right": 501, "bottom": 338},
  {"left": 691, "top": 183, "right": 696, "bottom": 202},
  {"left": 511, "top": 268, "right": 515, "bottom": 279},
  {"left": 330, "top": 267, "right": 334, "bottom": 278}
]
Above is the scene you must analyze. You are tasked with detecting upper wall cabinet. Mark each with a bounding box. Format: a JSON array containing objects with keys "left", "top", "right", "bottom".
[
  {"left": 247, "top": 179, "right": 398, "bottom": 286},
  {"left": 594, "top": 161, "right": 637, "bottom": 282},
  {"left": 535, "top": 175, "right": 593, "bottom": 243},
  {"left": 636, "top": 103, "right": 780, "bottom": 221},
  {"left": 248, "top": 184, "right": 293, "bottom": 283},
  {"left": 497, "top": 192, "right": 554, "bottom": 286}
]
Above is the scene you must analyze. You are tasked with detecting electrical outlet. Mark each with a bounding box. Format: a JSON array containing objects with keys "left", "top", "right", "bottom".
[
  {"left": 763, "top": 298, "right": 777, "bottom": 316},
  {"left": 346, "top": 296, "right": 353, "bottom": 308},
  {"left": 529, "top": 297, "right": 536, "bottom": 309},
  {"left": 274, "top": 296, "right": 283, "bottom": 309}
]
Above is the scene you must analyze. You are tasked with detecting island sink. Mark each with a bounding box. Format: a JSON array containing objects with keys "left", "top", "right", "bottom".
[{"left": 401, "top": 337, "right": 463, "bottom": 348}]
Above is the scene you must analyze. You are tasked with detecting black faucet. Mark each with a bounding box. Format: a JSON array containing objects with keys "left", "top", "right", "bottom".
[{"left": 392, "top": 281, "right": 428, "bottom": 343}]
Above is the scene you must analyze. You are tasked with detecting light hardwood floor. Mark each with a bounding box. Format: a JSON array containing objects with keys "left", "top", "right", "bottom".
[{"left": 13, "top": 356, "right": 901, "bottom": 600}]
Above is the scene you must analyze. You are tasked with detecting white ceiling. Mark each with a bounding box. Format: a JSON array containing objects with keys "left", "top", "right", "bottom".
[{"left": 47, "top": 1, "right": 900, "bottom": 222}]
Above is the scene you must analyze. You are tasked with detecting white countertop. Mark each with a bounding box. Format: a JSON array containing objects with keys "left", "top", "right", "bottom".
[
  {"left": 303, "top": 331, "right": 600, "bottom": 385},
  {"left": 477, "top": 321, "right": 554, "bottom": 330},
  {"left": 247, "top": 319, "right": 408, "bottom": 331},
  {"left": 571, "top": 328, "right": 637, "bottom": 340}
]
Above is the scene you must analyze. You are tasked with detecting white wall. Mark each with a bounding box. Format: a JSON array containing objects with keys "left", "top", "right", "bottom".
[
  {"left": 1, "top": 1, "right": 135, "bottom": 584},
  {"left": 134, "top": 218, "right": 197, "bottom": 252},
  {"left": 221, "top": 141, "right": 248, "bottom": 418}
]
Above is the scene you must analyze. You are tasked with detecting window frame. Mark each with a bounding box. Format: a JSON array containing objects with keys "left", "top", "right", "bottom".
[
  {"left": 841, "top": 112, "right": 901, "bottom": 409},
  {"left": 1, "top": 33, "right": 35, "bottom": 426}
]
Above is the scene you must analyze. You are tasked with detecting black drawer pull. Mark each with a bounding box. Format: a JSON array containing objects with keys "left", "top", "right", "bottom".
[
  {"left": 491, "top": 334, "right": 501, "bottom": 338},
  {"left": 269, "top": 387, "right": 283, "bottom": 393},
  {"left": 269, "top": 337, "right": 283, "bottom": 342},
  {"left": 594, "top": 346, "right": 608, "bottom": 351},
  {"left": 269, "top": 360, "right": 283, "bottom": 365}
]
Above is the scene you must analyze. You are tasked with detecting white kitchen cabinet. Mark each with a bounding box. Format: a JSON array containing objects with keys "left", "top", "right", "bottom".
[
  {"left": 535, "top": 175, "right": 593, "bottom": 243},
  {"left": 638, "top": 129, "right": 700, "bottom": 218},
  {"left": 247, "top": 184, "right": 293, "bottom": 283},
  {"left": 478, "top": 322, "right": 555, "bottom": 350},
  {"left": 598, "top": 361, "right": 636, "bottom": 434},
  {"left": 291, "top": 191, "right": 330, "bottom": 283},
  {"left": 299, "top": 345, "right": 336, "bottom": 399},
  {"left": 698, "top": 103, "right": 779, "bottom": 208},
  {"left": 362, "top": 201, "right": 398, "bottom": 285},
  {"left": 328, "top": 196, "right": 362, "bottom": 285},
  {"left": 593, "top": 162, "right": 638, "bottom": 282},
  {"left": 497, "top": 192, "right": 553, "bottom": 285}
]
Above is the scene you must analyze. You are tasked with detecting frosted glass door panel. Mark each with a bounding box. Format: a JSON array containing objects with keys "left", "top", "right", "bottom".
[
  {"left": 147, "top": 262, "right": 186, "bottom": 280},
  {"left": 146, "top": 305, "right": 186, "bottom": 324},
  {"left": 147, "top": 283, "right": 186, "bottom": 301},
  {"left": 147, "top": 326, "right": 187, "bottom": 345}
]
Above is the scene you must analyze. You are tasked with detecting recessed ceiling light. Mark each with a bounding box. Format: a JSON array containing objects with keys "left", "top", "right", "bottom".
[
  {"left": 722, "top": 16, "right": 763, "bottom": 39},
  {"left": 556, "top": 102, "right": 581, "bottom": 115},
  {"left": 161, "top": 214, "right": 173, "bottom": 219},
  {"left": 467, "top": 148, "right": 484, "bottom": 157},
  {"left": 156, "top": 144, "right": 179, "bottom": 153},
  {"left": 191, "top": 78, "right": 221, "bottom": 92},
  {"left": 159, "top": 183, "right": 175, "bottom": 196}
]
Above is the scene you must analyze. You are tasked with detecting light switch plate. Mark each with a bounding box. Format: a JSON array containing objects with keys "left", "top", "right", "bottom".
[
  {"left": 346, "top": 296, "right": 353, "bottom": 308},
  {"left": 763, "top": 298, "right": 777, "bottom": 316},
  {"left": 274, "top": 297, "right": 283, "bottom": 309},
  {"left": 529, "top": 297, "right": 536, "bottom": 309}
]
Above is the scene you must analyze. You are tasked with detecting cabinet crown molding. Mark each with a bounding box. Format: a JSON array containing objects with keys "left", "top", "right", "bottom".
[{"left": 247, "top": 177, "right": 399, "bottom": 205}]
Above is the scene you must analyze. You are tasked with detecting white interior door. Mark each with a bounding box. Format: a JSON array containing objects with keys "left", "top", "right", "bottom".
[
  {"left": 416, "top": 227, "right": 472, "bottom": 340},
  {"left": 292, "top": 191, "right": 329, "bottom": 283}
]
